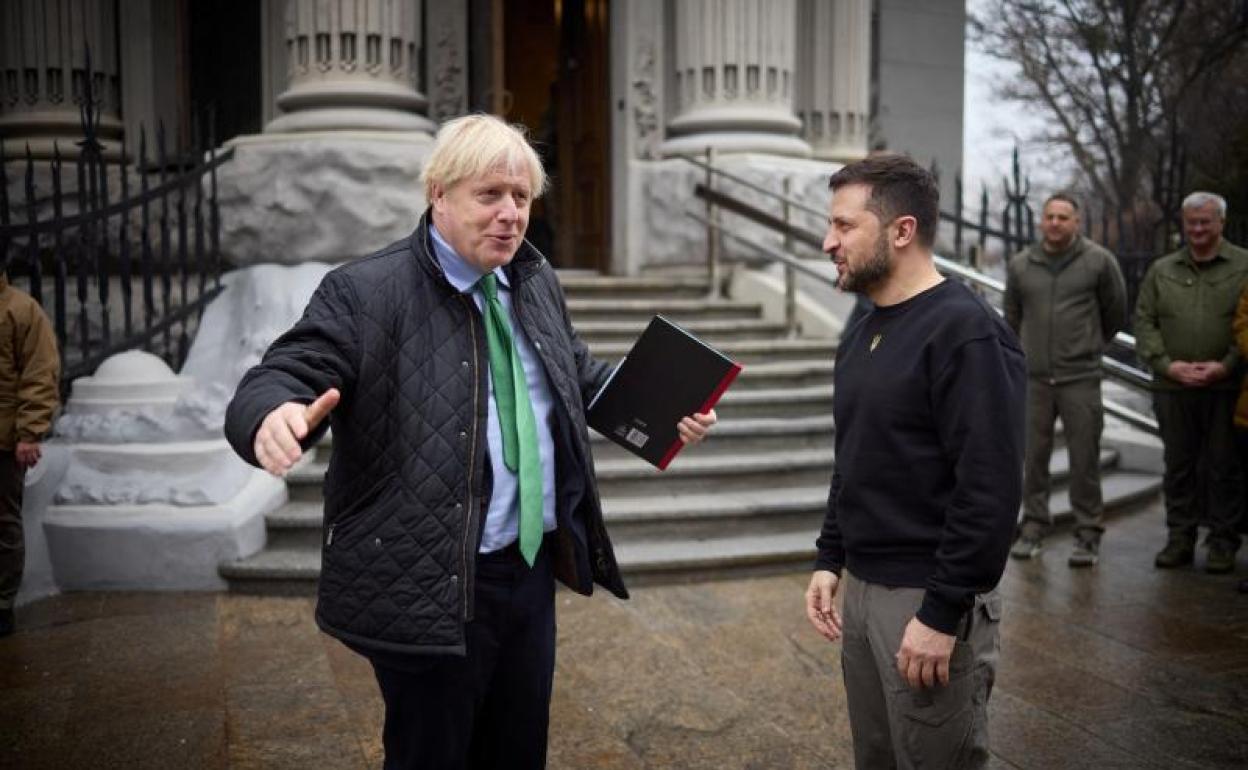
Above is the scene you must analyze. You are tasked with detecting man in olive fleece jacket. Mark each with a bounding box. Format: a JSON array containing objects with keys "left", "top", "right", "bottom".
[
  {"left": 1136, "top": 191, "right": 1248, "bottom": 574},
  {"left": 1004, "top": 193, "right": 1127, "bottom": 566}
]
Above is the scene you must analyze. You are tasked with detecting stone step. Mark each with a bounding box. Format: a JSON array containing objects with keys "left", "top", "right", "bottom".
[
  {"left": 574, "top": 318, "right": 793, "bottom": 344},
  {"left": 304, "top": 421, "right": 1114, "bottom": 497},
  {"left": 270, "top": 446, "right": 1118, "bottom": 550},
  {"left": 218, "top": 548, "right": 320, "bottom": 596},
  {"left": 593, "top": 447, "right": 834, "bottom": 498},
  {"left": 714, "top": 386, "right": 833, "bottom": 420},
  {"left": 589, "top": 415, "right": 835, "bottom": 460},
  {"left": 589, "top": 337, "right": 837, "bottom": 365},
  {"left": 603, "top": 485, "right": 828, "bottom": 541},
  {"left": 557, "top": 272, "right": 711, "bottom": 299},
  {"left": 565, "top": 298, "right": 763, "bottom": 323},
  {"left": 221, "top": 467, "right": 1161, "bottom": 593},
  {"left": 728, "top": 360, "right": 835, "bottom": 391},
  {"left": 612, "top": 468, "right": 1163, "bottom": 585},
  {"left": 264, "top": 500, "right": 327, "bottom": 550}
]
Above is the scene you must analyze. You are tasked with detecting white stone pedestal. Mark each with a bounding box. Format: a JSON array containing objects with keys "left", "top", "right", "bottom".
[
  {"left": 43, "top": 463, "right": 281, "bottom": 591},
  {"left": 37, "top": 351, "right": 285, "bottom": 592}
]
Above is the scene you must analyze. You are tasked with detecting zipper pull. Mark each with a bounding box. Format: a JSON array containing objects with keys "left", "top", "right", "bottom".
[{"left": 326, "top": 524, "right": 335, "bottom": 546}]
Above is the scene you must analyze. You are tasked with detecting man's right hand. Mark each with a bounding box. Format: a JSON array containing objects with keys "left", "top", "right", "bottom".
[
  {"left": 1167, "top": 361, "right": 1205, "bottom": 387},
  {"left": 805, "top": 570, "right": 843, "bottom": 642},
  {"left": 254, "top": 388, "right": 340, "bottom": 477}
]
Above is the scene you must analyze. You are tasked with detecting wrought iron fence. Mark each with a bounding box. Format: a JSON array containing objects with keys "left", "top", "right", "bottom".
[
  {"left": 938, "top": 147, "right": 1248, "bottom": 329},
  {"left": 0, "top": 60, "right": 232, "bottom": 397}
]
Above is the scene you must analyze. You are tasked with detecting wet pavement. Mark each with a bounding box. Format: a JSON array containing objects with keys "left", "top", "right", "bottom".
[{"left": 3, "top": 499, "right": 1247, "bottom": 769}]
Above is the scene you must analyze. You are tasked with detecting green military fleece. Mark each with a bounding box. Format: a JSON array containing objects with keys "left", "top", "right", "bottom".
[
  {"left": 1004, "top": 235, "right": 1128, "bottom": 383},
  {"left": 1134, "top": 240, "right": 1248, "bottom": 390}
]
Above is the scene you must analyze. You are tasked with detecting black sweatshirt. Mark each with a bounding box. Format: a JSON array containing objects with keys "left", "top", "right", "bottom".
[{"left": 816, "top": 279, "right": 1026, "bottom": 634}]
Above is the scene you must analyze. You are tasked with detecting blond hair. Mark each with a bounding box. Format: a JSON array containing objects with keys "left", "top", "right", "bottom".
[{"left": 421, "top": 114, "right": 547, "bottom": 201}]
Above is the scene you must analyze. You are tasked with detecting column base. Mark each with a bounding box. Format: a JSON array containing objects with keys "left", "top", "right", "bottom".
[
  {"left": 661, "top": 130, "right": 812, "bottom": 158},
  {"left": 810, "top": 140, "right": 869, "bottom": 163},
  {"left": 265, "top": 107, "right": 436, "bottom": 135},
  {"left": 216, "top": 131, "right": 435, "bottom": 266}
]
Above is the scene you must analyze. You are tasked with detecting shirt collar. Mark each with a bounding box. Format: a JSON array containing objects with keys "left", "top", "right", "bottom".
[{"left": 429, "top": 223, "right": 511, "bottom": 293}]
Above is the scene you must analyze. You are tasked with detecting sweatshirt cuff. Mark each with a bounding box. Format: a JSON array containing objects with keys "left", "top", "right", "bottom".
[
  {"left": 813, "top": 554, "right": 843, "bottom": 575},
  {"left": 916, "top": 591, "right": 967, "bottom": 636}
]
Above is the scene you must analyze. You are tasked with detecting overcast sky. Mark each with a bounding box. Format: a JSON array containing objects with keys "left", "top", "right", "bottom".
[{"left": 962, "top": 0, "right": 1073, "bottom": 204}]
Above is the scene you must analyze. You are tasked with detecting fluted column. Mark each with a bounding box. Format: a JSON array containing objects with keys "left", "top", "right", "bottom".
[
  {"left": 265, "top": 0, "right": 435, "bottom": 135},
  {"left": 660, "top": 0, "right": 810, "bottom": 157},
  {"left": 0, "top": 0, "right": 123, "bottom": 159},
  {"left": 796, "top": 0, "right": 870, "bottom": 161}
]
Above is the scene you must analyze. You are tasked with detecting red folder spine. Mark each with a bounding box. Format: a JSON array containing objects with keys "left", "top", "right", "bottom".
[{"left": 656, "top": 361, "right": 745, "bottom": 471}]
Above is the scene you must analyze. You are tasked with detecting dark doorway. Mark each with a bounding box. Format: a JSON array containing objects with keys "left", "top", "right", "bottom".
[
  {"left": 188, "top": 0, "right": 262, "bottom": 147},
  {"left": 495, "top": 0, "right": 610, "bottom": 271}
]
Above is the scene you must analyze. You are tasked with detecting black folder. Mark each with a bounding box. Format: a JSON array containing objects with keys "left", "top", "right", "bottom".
[{"left": 587, "top": 315, "right": 743, "bottom": 470}]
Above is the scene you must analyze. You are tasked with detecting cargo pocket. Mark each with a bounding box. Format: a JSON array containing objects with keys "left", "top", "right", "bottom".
[{"left": 898, "top": 641, "right": 976, "bottom": 770}]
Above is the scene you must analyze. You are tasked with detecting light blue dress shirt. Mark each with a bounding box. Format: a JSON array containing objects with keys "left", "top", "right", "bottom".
[{"left": 429, "top": 224, "right": 558, "bottom": 554}]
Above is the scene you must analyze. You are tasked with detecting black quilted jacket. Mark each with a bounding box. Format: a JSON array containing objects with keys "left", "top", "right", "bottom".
[{"left": 224, "top": 214, "right": 628, "bottom": 656}]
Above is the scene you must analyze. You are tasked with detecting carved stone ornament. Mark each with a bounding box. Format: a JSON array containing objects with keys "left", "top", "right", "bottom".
[{"left": 632, "top": 41, "right": 659, "bottom": 160}]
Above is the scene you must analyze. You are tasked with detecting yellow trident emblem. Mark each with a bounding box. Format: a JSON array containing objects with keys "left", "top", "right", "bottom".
[{"left": 870, "top": 333, "right": 883, "bottom": 352}]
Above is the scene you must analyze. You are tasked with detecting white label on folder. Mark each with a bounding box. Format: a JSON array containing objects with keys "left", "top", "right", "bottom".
[{"left": 623, "top": 427, "right": 649, "bottom": 448}]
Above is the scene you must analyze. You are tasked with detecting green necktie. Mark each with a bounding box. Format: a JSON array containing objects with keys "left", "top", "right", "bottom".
[{"left": 478, "top": 273, "right": 544, "bottom": 566}]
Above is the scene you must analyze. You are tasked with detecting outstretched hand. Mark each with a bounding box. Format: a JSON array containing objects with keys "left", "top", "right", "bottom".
[
  {"left": 677, "top": 409, "right": 717, "bottom": 445},
  {"left": 254, "top": 388, "right": 340, "bottom": 476}
]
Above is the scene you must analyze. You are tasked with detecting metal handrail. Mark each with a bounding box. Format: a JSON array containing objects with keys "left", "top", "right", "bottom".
[
  {"left": 686, "top": 202, "right": 1161, "bottom": 437},
  {"left": 681, "top": 155, "right": 1145, "bottom": 353}
]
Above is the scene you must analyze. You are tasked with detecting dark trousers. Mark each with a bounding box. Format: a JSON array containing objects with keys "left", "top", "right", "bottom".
[
  {"left": 0, "top": 451, "right": 26, "bottom": 610},
  {"left": 1020, "top": 377, "right": 1105, "bottom": 542},
  {"left": 1154, "top": 390, "right": 1243, "bottom": 549},
  {"left": 370, "top": 537, "right": 556, "bottom": 770}
]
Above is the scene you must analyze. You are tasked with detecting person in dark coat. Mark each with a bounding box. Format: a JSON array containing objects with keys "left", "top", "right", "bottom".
[{"left": 224, "top": 114, "right": 716, "bottom": 769}]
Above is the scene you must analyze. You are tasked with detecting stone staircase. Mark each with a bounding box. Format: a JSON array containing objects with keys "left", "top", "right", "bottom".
[{"left": 219, "top": 270, "right": 1162, "bottom": 593}]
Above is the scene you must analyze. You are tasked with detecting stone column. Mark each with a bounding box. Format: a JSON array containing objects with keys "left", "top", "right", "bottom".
[
  {"left": 796, "top": 0, "right": 870, "bottom": 161},
  {"left": 0, "top": 0, "right": 124, "bottom": 159},
  {"left": 265, "top": 0, "right": 435, "bottom": 134},
  {"left": 425, "top": 1, "right": 468, "bottom": 123},
  {"left": 660, "top": 0, "right": 809, "bottom": 157}
]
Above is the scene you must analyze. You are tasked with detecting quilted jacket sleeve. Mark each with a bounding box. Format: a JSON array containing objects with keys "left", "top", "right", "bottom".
[
  {"left": 552, "top": 277, "right": 612, "bottom": 407},
  {"left": 225, "top": 270, "right": 361, "bottom": 467}
]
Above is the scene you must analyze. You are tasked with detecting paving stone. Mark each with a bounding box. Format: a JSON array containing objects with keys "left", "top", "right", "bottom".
[{"left": 5, "top": 500, "right": 1248, "bottom": 768}]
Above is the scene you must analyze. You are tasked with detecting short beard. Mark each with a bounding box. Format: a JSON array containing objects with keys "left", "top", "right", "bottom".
[{"left": 839, "top": 230, "right": 893, "bottom": 294}]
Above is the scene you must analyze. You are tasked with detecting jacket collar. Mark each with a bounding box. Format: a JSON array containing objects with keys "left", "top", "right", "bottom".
[
  {"left": 408, "top": 209, "right": 548, "bottom": 291},
  {"left": 1179, "top": 238, "right": 1238, "bottom": 269},
  {"left": 1025, "top": 235, "right": 1085, "bottom": 267}
]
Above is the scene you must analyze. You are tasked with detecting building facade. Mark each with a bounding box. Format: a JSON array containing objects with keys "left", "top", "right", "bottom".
[{"left": 1, "top": 0, "right": 962, "bottom": 274}]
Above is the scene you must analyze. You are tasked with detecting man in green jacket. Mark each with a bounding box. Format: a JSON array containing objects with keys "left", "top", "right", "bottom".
[
  {"left": 1005, "top": 193, "right": 1127, "bottom": 566},
  {"left": 1136, "top": 191, "right": 1248, "bottom": 574}
]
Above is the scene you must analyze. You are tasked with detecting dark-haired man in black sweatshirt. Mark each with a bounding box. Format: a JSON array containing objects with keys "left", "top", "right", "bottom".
[{"left": 804, "top": 154, "right": 1026, "bottom": 770}]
